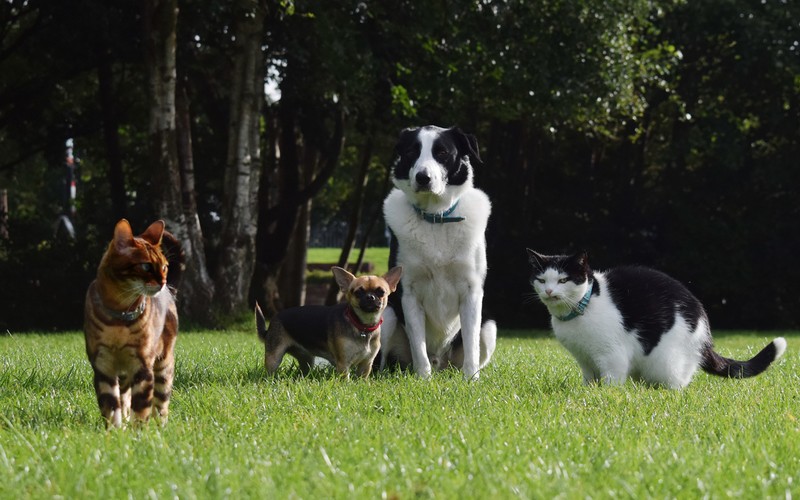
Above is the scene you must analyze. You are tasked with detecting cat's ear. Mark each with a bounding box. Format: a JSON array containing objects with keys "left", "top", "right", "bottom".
[
  {"left": 140, "top": 220, "right": 166, "bottom": 245},
  {"left": 575, "top": 250, "right": 590, "bottom": 270},
  {"left": 113, "top": 219, "right": 134, "bottom": 251},
  {"left": 526, "top": 248, "right": 547, "bottom": 270}
]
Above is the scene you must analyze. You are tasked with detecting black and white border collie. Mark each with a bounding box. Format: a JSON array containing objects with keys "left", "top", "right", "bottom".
[{"left": 380, "top": 125, "right": 497, "bottom": 380}]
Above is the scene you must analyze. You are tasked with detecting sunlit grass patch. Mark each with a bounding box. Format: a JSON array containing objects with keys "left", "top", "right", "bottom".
[{"left": 1, "top": 330, "right": 797, "bottom": 498}]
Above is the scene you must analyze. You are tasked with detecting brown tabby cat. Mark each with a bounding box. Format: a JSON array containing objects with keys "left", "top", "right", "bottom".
[{"left": 83, "top": 219, "right": 183, "bottom": 428}]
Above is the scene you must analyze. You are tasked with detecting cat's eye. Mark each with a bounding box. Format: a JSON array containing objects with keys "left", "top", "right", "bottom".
[
  {"left": 535, "top": 278, "right": 545, "bottom": 283},
  {"left": 558, "top": 278, "right": 569, "bottom": 284},
  {"left": 140, "top": 263, "right": 153, "bottom": 272}
]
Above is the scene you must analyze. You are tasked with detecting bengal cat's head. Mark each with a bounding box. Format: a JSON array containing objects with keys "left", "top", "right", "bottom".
[{"left": 101, "top": 219, "right": 170, "bottom": 297}]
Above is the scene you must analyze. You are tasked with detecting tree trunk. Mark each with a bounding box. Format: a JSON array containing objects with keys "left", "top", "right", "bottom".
[
  {"left": 175, "top": 83, "right": 215, "bottom": 322},
  {"left": 278, "top": 197, "right": 310, "bottom": 308},
  {"left": 95, "top": 39, "right": 127, "bottom": 221},
  {"left": 144, "top": 0, "right": 215, "bottom": 324},
  {"left": 143, "top": 0, "right": 181, "bottom": 221},
  {"left": 253, "top": 101, "right": 346, "bottom": 317},
  {"left": 214, "top": 0, "right": 265, "bottom": 316},
  {"left": 324, "top": 132, "right": 374, "bottom": 305}
]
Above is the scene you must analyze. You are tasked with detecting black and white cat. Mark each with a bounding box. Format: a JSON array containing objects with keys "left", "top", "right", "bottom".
[{"left": 527, "top": 249, "right": 786, "bottom": 389}]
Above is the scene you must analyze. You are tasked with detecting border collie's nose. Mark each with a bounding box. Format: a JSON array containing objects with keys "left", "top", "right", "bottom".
[{"left": 415, "top": 171, "right": 431, "bottom": 186}]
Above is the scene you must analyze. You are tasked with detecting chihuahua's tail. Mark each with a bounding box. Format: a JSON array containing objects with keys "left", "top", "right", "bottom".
[{"left": 255, "top": 302, "right": 268, "bottom": 343}]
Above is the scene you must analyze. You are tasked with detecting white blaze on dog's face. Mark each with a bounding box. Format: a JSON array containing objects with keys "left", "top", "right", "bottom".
[{"left": 391, "top": 126, "right": 482, "bottom": 211}]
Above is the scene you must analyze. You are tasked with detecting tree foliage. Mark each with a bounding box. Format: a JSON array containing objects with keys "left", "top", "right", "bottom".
[{"left": 0, "top": 0, "right": 797, "bottom": 330}]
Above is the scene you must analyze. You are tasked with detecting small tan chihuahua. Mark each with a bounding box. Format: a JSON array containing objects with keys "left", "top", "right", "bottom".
[{"left": 255, "top": 266, "right": 402, "bottom": 379}]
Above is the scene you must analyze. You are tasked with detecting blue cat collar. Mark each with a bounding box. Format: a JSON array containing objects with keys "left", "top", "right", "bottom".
[
  {"left": 557, "top": 281, "right": 593, "bottom": 322},
  {"left": 412, "top": 201, "right": 465, "bottom": 223}
]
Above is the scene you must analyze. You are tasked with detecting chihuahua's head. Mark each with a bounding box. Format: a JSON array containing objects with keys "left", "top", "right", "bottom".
[{"left": 332, "top": 266, "right": 403, "bottom": 314}]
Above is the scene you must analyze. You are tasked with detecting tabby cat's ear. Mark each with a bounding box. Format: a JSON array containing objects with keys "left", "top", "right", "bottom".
[
  {"left": 140, "top": 220, "right": 166, "bottom": 246},
  {"left": 113, "top": 219, "right": 134, "bottom": 251}
]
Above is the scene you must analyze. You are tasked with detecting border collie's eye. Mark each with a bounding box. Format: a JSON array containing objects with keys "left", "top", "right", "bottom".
[
  {"left": 435, "top": 148, "right": 449, "bottom": 158},
  {"left": 140, "top": 263, "right": 153, "bottom": 272}
]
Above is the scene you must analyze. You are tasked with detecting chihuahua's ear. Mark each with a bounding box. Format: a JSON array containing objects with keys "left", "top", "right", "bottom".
[
  {"left": 254, "top": 302, "right": 267, "bottom": 340},
  {"left": 331, "top": 266, "right": 356, "bottom": 292},
  {"left": 382, "top": 266, "right": 403, "bottom": 292}
]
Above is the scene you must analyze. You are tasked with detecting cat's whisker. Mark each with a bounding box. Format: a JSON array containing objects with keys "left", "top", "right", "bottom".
[
  {"left": 118, "top": 282, "right": 145, "bottom": 309},
  {"left": 521, "top": 292, "right": 541, "bottom": 305}
]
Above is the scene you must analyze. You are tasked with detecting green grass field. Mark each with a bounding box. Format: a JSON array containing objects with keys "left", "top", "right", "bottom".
[
  {"left": 1, "top": 329, "right": 797, "bottom": 499},
  {"left": 307, "top": 247, "right": 391, "bottom": 278}
]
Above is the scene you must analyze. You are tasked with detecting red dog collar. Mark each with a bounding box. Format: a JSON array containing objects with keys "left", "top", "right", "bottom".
[{"left": 344, "top": 306, "right": 383, "bottom": 335}]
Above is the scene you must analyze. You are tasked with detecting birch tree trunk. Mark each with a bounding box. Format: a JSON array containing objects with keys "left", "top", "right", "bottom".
[
  {"left": 143, "top": 0, "right": 215, "bottom": 324},
  {"left": 143, "top": 0, "right": 180, "bottom": 221},
  {"left": 214, "top": 0, "right": 265, "bottom": 315}
]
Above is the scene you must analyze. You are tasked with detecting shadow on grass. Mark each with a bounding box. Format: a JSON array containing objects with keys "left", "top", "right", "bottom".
[{"left": 499, "top": 328, "right": 552, "bottom": 340}]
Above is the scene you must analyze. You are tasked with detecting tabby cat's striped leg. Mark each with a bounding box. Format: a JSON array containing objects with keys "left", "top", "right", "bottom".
[
  {"left": 152, "top": 354, "right": 175, "bottom": 422},
  {"left": 120, "top": 387, "right": 132, "bottom": 423},
  {"left": 130, "top": 366, "right": 154, "bottom": 423},
  {"left": 93, "top": 370, "right": 123, "bottom": 428}
]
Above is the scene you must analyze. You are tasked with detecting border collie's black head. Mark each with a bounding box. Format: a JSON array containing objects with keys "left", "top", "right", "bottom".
[{"left": 391, "top": 126, "right": 481, "bottom": 201}]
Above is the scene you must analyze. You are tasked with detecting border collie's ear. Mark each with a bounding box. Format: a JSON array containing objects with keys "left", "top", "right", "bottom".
[
  {"left": 394, "top": 127, "right": 419, "bottom": 154},
  {"left": 452, "top": 127, "right": 482, "bottom": 166}
]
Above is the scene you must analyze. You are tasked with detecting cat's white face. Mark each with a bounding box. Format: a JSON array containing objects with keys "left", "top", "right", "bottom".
[{"left": 531, "top": 268, "right": 588, "bottom": 314}]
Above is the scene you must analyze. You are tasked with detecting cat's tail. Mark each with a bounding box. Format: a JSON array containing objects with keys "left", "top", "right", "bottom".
[
  {"left": 700, "top": 337, "right": 787, "bottom": 378},
  {"left": 255, "top": 302, "right": 268, "bottom": 343}
]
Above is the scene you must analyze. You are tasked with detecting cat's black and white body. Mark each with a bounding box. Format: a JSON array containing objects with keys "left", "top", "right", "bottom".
[{"left": 527, "top": 250, "right": 786, "bottom": 388}]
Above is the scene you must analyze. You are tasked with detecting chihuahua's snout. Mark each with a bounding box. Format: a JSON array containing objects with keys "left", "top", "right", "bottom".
[{"left": 359, "top": 291, "right": 383, "bottom": 312}]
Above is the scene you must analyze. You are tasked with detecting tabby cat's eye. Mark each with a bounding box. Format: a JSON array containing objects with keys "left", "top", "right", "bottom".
[{"left": 140, "top": 263, "right": 153, "bottom": 272}]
